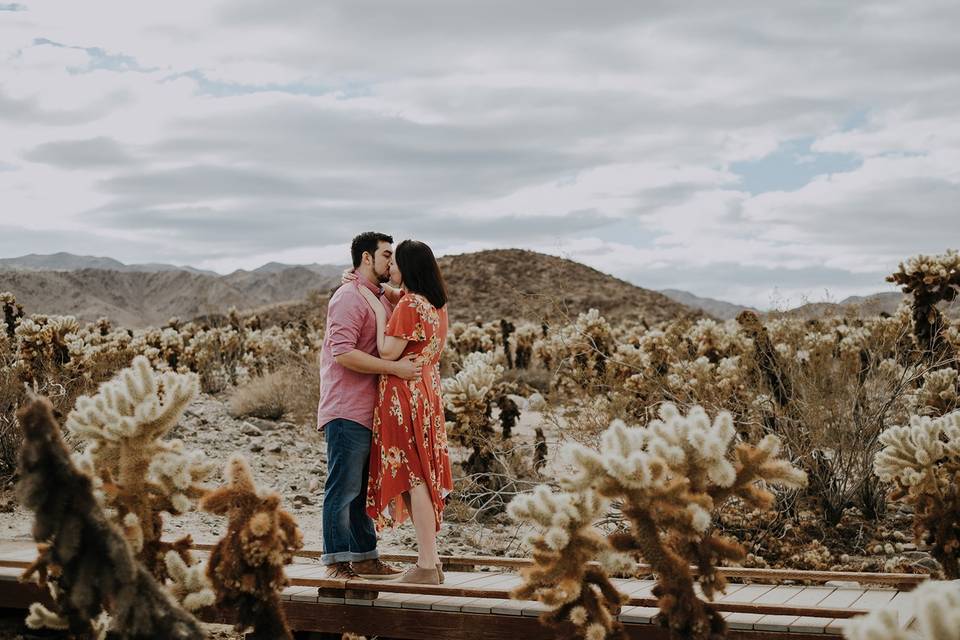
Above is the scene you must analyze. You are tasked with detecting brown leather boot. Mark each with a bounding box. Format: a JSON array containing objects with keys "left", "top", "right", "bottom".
[
  {"left": 324, "top": 562, "right": 359, "bottom": 579},
  {"left": 352, "top": 558, "right": 401, "bottom": 580}
]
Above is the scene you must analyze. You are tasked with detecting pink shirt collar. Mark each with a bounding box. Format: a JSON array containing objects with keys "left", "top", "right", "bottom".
[{"left": 355, "top": 271, "right": 384, "bottom": 297}]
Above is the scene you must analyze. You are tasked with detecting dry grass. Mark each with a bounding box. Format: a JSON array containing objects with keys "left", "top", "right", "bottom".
[{"left": 228, "top": 354, "right": 320, "bottom": 425}]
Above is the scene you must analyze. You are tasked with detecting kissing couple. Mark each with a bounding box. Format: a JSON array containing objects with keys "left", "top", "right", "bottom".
[{"left": 316, "top": 231, "right": 452, "bottom": 585}]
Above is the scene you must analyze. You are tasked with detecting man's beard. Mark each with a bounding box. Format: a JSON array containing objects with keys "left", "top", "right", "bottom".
[{"left": 376, "top": 270, "right": 390, "bottom": 283}]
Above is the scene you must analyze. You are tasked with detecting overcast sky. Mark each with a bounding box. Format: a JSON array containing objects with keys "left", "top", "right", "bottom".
[{"left": 2, "top": 1, "right": 958, "bottom": 308}]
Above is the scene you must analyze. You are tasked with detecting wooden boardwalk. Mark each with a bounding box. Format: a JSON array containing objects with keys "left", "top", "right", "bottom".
[{"left": 0, "top": 540, "right": 926, "bottom": 639}]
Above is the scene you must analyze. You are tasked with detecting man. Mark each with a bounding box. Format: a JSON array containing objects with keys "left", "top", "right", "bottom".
[{"left": 317, "top": 231, "right": 417, "bottom": 579}]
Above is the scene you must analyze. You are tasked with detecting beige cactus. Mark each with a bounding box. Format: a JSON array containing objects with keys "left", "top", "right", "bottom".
[
  {"left": 512, "top": 404, "right": 806, "bottom": 640},
  {"left": 66, "top": 355, "right": 215, "bottom": 582},
  {"left": 875, "top": 410, "right": 960, "bottom": 577}
]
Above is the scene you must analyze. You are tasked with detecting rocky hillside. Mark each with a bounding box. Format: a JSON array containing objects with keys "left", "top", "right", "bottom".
[
  {"left": 0, "top": 249, "right": 698, "bottom": 327},
  {"left": 0, "top": 267, "right": 343, "bottom": 327},
  {"left": 436, "top": 249, "right": 698, "bottom": 325}
]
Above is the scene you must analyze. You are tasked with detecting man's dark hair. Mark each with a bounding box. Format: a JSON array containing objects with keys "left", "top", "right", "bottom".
[
  {"left": 350, "top": 232, "right": 393, "bottom": 269},
  {"left": 395, "top": 239, "right": 447, "bottom": 309}
]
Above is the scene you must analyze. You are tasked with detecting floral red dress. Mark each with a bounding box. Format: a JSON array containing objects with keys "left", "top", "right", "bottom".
[{"left": 366, "top": 293, "right": 452, "bottom": 532}]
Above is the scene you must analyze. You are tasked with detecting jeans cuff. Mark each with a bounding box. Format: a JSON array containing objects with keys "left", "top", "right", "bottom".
[{"left": 320, "top": 549, "right": 380, "bottom": 565}]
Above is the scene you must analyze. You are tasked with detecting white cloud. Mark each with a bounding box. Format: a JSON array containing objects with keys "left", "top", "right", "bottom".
[{"left": 1, "top": 0, "right": 958, "bottom": 308}]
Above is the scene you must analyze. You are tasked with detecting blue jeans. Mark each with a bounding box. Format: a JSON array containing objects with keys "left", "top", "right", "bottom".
[{"left": 321, "top": 418, "right": 379, "bottom": 565}]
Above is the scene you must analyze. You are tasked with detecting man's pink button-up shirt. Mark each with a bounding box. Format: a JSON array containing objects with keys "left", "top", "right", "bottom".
[{"left": 316, "top": 277, "right": 394, "bottom": 430}]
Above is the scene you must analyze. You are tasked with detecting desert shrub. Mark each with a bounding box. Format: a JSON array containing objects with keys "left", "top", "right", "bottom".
[
  {"left": 202, "top": 455, "right": 304, "bottom": 640},
  {"left": 510, "top": 404, "right": 806, "bottom": 640},
  {"left": 16, "top": 395, "right": 206, "bottom": 638},
  {"left": 875, "top": 409, "right": 960, "bottom": 578},
  {"left": 533, "top": 308, "right": 622, "bottom": 404},
  {"left": 443, "top": 351, "right": 504, "bottom": 446},
  {"left": 66, "top": 356, "right": 215, "bottom": 584},
  {"left": 228, "top": 354, "right": 320, "bottom": 424},
  {"left": 888, "top": 249, "right": 960, "bottom": 367}
]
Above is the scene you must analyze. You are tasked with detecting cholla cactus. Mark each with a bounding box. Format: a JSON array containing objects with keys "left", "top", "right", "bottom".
[
  {"left": 1, "top": 291, "right": 23, "bottom": 339},
  {"left": 907, "top": 368, "right": 960, "bottom": 417},
  {"left": 844, "top": 579, "right": 960, "bottom": 640},
  {"left": 448, "top": 322, "right": 496, "bottom": 355},
  {"left": 514, "top": 324, "right": 538, "bottom": 369},
  {"left": 888, "top": 249, "right": 960, "bottom": 367},
  {"left": 66, "top": 355, "right": 215, "bottom": 580},
  {"left": 518, "top": 404, "right": 806, "bottom": 640},
  {"left": 165, "top": 550, "right": 216, "bottom": 611},
  {"left": 737, "top": 310, "right": 793, "bottom": 407},
  {"left": 687, "top": 319, "right": 752, "bottom": 363},
  {"left": 443, "top": 351, "right": 504, "bottom": 444},
  {"left": 16, "top": 395, "right": 205, "bottom": 638},
  {"left": 509, "top": 486, "right": 628, "bottom": 640},
  {"left": 537, "top": 309, "right": 614, "bottom": 396},
  {"left": 201, "top": 455, "right": 304, "bottom": 640},
  {"left": 15, "top": 314, "right": 80, "bottom": 379},
  {"left": 875, "top": 410, "right": 960, "bottom": 577}
]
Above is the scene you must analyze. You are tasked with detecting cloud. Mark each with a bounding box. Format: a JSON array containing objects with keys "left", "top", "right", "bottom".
[
  {"left": 23, "top": 136, "right": 134, "bottom": 169},
  {"left": 0, "top": 0, "right": 958, "bottom": 308}
]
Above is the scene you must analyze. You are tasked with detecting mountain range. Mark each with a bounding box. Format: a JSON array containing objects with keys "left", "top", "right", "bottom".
[{"left": 0, "top": 251, "right": 930, "bottom": 327}]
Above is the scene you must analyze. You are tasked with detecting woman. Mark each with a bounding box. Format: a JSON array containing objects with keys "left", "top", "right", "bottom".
[{"left": 355, "top": 239, "right": 452, "bottom": 585}]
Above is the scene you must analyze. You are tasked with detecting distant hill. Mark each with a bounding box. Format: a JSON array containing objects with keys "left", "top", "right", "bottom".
[
  {"left": 436, "top": 249, "right": 699, "bottom": 325},
  {"left": 0, "top": 266, "right": 344, "bottom": 327},
  {"left": 774, "top": 291, "right": 960, "bottom": 320},
  {"left": 660, "top": 289, "right": 755, "bottom": 320},
  {"left": 0, "top": 252, "right": 218, "bottom": 276},
  {"left": 252, "top": 262, "right": 344, "bottom": 277},
  {"left": 0, "top": 249, "right": 700, "bottom": 328}
]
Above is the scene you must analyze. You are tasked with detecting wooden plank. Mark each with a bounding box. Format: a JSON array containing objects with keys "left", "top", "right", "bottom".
[
  {"left": 289, "top": 587, "right": 320, "bottom": 604},
  {"left": 521, "top": 600, "right": 552, "bottom": 618},
  {"left": 887, "top": 590, "right": 915, "bottom": 628},
  {"left": 490, "top": 599, "right": 529, "bottom": 616},
  {"left": 185, "top": 542, "right": 927, "bottom": 586},
  {"left": 618, "top": 605, "right": 660, "bottom": 624},
  {"left": 719, "top": 584, "right": 777, "bottom": 603},
  {"left": 850, "top": 589, "right": 897, "bottom": 609},
  {"left": 462, "top": 597, "right": 512, "bottom": 615},
  {"left": 751, "top": 586, "right": 804, "bottom": 631},
  {"left": 826, "top": 618, "right": 852, "bottom": 636},
  {"left": 785, "top": 587, "right": 835, "bottom": 607},
  {"left": 817, "top": 587, "right": 867, "bottom": 609},
  {"left": 280, "top": 585, "right": 316, "bottom": 602},
  {"left": 372, "top": 591, "right": 407, "bottom": 608},
  {"left": 430, "top": 573, "right": 525, "bottom": 612},
  {"left": 723, "top": 611, "right": 765, "bottom": 631},
  {"left": 754, "top": 614, "right": 799, "bottom": 632},
  {"left": 754, "top": 586, "right": 806, "bottom": 605},
  {"left": 789, "top": 616, "right": 833, "bottom": 634}
]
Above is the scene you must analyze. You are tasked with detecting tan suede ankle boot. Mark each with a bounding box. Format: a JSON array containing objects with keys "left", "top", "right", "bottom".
[{"left": 394, "top": 565, "right": 440, "bottom": 585}]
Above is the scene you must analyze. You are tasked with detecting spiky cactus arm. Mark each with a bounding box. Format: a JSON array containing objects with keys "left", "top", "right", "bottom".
[
  {"left": 888, "top": 250, "right": 960, "bottom": 367},
  {"left": 1, "top": 291, "right": 23, "bottom": 339},
  {"left": 875, "top": 411, "right": 960, "bottom": 578},
  {"left": 201, "top": 456, "right": 303, "bottom": 640},
  {"left": 16, "top": 396, "right": 205, "bottom": 639},
  {"left": 66, "top": 355, "right": 212, "bottom": 579},
  {"left": 615, "top": 508, "right": 725, "bottom": 640},
  {"left": 911, "top": 482, "right": 960, "bottom": 579},
  {"left": 560, "top": 406, "right": 806, "bottom": 640},
  {"left": 509, "top": 487, "right": 628, "bottom": 640}
]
